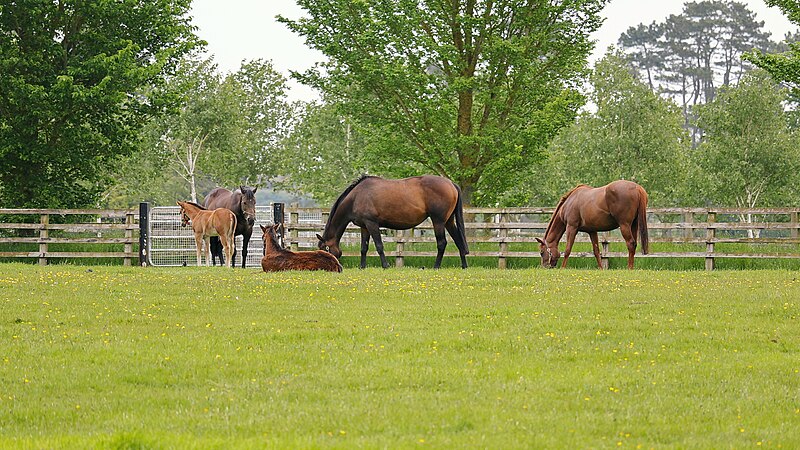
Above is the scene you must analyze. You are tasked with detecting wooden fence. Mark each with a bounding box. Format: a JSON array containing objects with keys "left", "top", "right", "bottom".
[
  {"left": 283, "top": 206, "right": 800, "bottom": 270},
  {"left": 1, "top": 206, "right": 799, "bottom": 269},
  {"left": 0, "top": 209, "right": 138, "bottom": 265}
]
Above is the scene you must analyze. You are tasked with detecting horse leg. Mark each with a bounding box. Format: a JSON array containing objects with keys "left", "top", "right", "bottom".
[
  {"left": 589, "top": 231, "right": 603, "bottom": 269},
  {"left": 433, "top": 221, "right": 447, "bottom": 269},
  {"left": 365, "top": 222, "right": 389, "bottom": 269},
  {"left": 194, "top": 234, "right": 204, "bottom": 267},
  {"left": 619, "top": 224, "right": 637, "bottom": 269},
  {"left": 359, "top": 227, "right": 371, "bottom": 269},
  {"left": 445, "top": 218, "right": 468, "bottom": 269},
  {"left": 561, "top": 225, "right": 578, "bottom": 269},
  {"left": 240, "top": 229, "right": 252, "bottom": 269},
  {"left": 230, "top": 237, "right": 238, "bottom": 268},
  {"left": 221, "top": 234, "right": 233, "bottom": 268},
  {"left": 210, "top": 237, "right": 222, "bottom": 266},
  {"left": 204, "top": 237, "right": 212, "bottom": 267}
]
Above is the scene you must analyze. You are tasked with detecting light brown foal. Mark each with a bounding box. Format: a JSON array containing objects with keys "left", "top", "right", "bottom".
[{"left": 177, "top": 201, "right": 237, "bottom": 267}]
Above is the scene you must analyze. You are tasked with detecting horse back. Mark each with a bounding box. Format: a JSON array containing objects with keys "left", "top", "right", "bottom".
[{"left": 348, "top": 175, "right": 458, "bottom": 228}]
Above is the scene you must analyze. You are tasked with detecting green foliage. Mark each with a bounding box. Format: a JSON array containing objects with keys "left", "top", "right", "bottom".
[
  {"left": 106, "top": 57, "right": 295, "bottom": 206},
  {"left": 0, "top": 0, "right": 200, "bottom": 208},
  {"left": 746, "top": 1, "right": 800, "bottom": 100},
  {"left": 691, "top": 70, "right": 800, "bottom": 207},
  {"left": 277, "top": 102, "right": 374, "bottom": 204},
  {"left": 521, "top": 51, "right": 691, "bottom": 206},
  {"left": 279, "top": 0, "right": 607, "bottom": 205},
  {"left": 1, "top": 265, "right": 800, "bottom": 447}
]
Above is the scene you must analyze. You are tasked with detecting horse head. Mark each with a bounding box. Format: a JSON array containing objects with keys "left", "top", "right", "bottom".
[
  {"left": 176, "top": 202, "right": 191, "bottom": 227},
  {"left": 238, "top": 186, "right": 257, "bottom": 227},
  {"left": 536, "top": 238, "right": 560, "bottom": 268},
  {"left": 316, "top": 233, "right": 342, "bottom": 260}
]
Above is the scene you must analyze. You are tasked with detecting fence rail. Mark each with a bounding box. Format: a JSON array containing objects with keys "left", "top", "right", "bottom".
[
  {"left": 283, "top": 206, "right": 800, "bottom": 270},
  {"left": 0, "top": 209, "right": 138, "bottom": 265},
  {"left": 1, "top": 205, "right": 799, "bottom": 269}
]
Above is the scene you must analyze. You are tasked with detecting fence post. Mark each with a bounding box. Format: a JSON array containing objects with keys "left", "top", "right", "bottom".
[
  {"left": 705, "top": 211, "right": 716, "bottom": 271},
  {"left": 792, "top": 210, "right": 799, "bottom": 240},
  {"left": 683, "top": 211, "right": 694, "bottom": 240},
  {"left": 273, "top": 203, "right": 285, "bottom": 247},
  {"left": 395, "top": 229, "right": 404, "bottom": 268},
  {"left": 124, "top": 211, "right": 134, "bottom": 266},
  {"left": 138, "top": 202, "right": 150, "bottom": 267},
  {"left": 601, "top": 232, "right": 610, "bottom": 269},
  {"left": 498, "top": 211, "right": 508, "bottom": 269},
  {"left": 39, "top": 213, "right": 49, "bottom": 266},
  {"left": 290, "top": 204, "right": 299, "bottom": 252}
]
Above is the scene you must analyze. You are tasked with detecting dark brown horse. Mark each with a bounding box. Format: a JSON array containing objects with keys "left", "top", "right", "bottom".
[
  {"left": 177, "top": 201, "right": 237, "bottom": 267},
  {"left": 536, "top": 180, "right": 649, "bottom": 269},
  {"left": 204, "top": 186, "right": 257, "bottom": 268},
  {"left": 261, "top": 224, "right": 342, "bottom": 272},
  {"left": 316, "top": 175, "right": 469, "bottom": 269}
]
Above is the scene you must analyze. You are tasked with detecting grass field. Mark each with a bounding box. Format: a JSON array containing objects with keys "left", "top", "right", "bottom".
[{"left": 1, "top": 263, "right": 799, "bottom": 448}]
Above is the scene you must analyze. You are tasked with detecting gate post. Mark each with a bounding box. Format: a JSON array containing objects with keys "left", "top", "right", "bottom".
[
  {"left": 273, "top": 203, "right": 285, "bottom": 248},
  {"left": 139, "top": 202, "right": 150, "bottom": 267}
]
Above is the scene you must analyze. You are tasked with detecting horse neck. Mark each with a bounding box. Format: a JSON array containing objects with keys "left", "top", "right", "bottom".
[
  {"left": 323, "top": 200, "right": 352, "bottom": 242},
  {"left": 263, "top": 232, "right": 284, "bottom": 255},
  {"left": 544, "top": 213, "right": 566, "bottom": 247}
]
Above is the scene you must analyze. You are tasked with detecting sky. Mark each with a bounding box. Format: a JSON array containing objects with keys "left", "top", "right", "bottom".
[{"left": 189, "top": 0, "right": 797, "bottom": 103}]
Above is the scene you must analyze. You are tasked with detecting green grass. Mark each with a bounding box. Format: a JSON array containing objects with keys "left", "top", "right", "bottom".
[{"left": 1, "top": 264, "right": 799, "bottom": 448}]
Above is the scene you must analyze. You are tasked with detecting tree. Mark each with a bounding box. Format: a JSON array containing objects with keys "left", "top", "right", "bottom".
[
  {"left": 279, "top": 0, "right": 606, "bottom": 205},
  {"left": 691, "top": 70, "right": 800, "bottom": 216},
  {"left": 746, "top": 1, "right": 800, "bottom": 98},
  {"left": 618, "top": 1, "right": 776, "bottom": 145},
  {"left": 277, "top": 101, "right": 373, "bottom": 204},
  {"left": 525, "top": 51, "right": 690, "bottom": 206},
  {"left": 105, "top": 57, "right": 295, "bottom": 206},
  {"left": 0, "top": 0, "right": 200, "bottom": 207}
]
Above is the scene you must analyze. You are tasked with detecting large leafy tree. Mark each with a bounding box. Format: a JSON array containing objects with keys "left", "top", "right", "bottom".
[
  {"left": 279, "top": 0, "right": 606, "bottom": 205},
  {"left": 0, "top": 0, "right": 200, "bottom": 208},
  {"left": 525, "top": 51, "right": 690, "bottom": 206}
]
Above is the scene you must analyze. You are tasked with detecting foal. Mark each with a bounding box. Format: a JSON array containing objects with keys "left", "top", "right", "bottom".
[
  {"left": 261, "top": 224, "right": 342, "bottom": 273},
  {"left": 177, "top": 201, "right": 237, "bottom": 267}
]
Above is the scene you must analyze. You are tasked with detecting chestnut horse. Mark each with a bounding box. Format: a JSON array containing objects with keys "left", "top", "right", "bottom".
[
  {"left": 177, "top": 201, "right": 237, "bottom": 267},
  {"left": 261, "top": 224, "right": 342, "bottom": 272},
  {"left": 536, "top": 180, "right": 649, "bottom": 269},
  {"left": 203, "top": 186, "right": 257, "bottom": 268},
  {"left": 316, "top": 175, "right": 469, "bottom": 269}
]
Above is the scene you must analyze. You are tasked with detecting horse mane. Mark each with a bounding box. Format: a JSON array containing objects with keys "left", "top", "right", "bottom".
[
  {"left": 544, "top": 184, "right": 589, "bottom": 238},
  {"left": 324, "top": 175, "right": 375, "bottom": 233},
  {"left": 182, "top": 201, "right": 207, "bottom": 210}
]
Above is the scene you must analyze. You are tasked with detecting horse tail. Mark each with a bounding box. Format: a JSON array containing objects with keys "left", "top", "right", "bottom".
[
  {"left": 454, "top": 183, "right": 470, "bottom": 254},
  {"left": 229, "top": 211, "right": 238, "bottom": 245},
  {"left": 637, "top": 186, "right": 649, "bottom": 255}
]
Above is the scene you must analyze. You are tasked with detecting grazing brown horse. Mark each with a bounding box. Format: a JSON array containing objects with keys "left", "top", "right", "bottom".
[
  {"left": 316, "top": 175, "right": 469, "bottom": 269},
  {"left": 204, "top": 186, "right": 257, "bottom": 268},
  {"left": 536, "top": 180, "right": 649, "bottom": 269},
  {"left": 177, "top": 201, "right": 237, "bottom": 267},
  {"left": 261, "top": 224, "right": 342, "bottom": 273}
]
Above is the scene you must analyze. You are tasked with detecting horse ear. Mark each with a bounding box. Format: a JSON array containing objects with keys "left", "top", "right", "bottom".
[
  {"left": 252, "top": 187, "right": 258, "bottom": 193},
  {"left": 535, "top": 237, "right": 544, "bottom": 245},
  {"left": 240, "top": 185, "right": 246, "bottom": 193},
  {"left": 316, "top": 233, "right": 323, "bottom": 242},
  {"left": 260, "top": 224, "right": 267, "bottom": 233}
]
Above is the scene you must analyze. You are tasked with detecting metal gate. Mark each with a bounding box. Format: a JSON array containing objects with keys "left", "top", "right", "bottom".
[{"left": 147, "top": 205, "right": 274, "bottom": 267}]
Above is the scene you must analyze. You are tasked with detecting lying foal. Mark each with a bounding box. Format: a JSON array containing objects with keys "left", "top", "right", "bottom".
[{"left": 261, "top": 223, "right": 342, "bottom": 273}]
